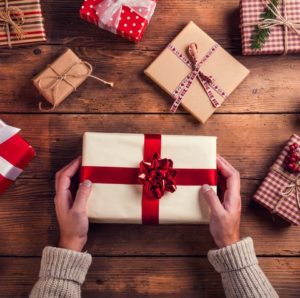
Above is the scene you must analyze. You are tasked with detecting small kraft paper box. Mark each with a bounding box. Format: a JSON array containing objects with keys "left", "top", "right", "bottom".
[
  {"left": 0, "top": 0, "right": 46, "bottom": 48},
  {"left": 80, "top": 0, "right": 158, "bottom": 43},
  {"left": 145, "top": 21, "right": 250, "bottom": 124},
  {"left": 254, "top": 134, "right": 300, "bottom": 225},
  {"left": 32, "top": 49, "right": 113, "bottom": 110},
  {"left": 80, "top": 133, "right": 217, "bottom": 224},
  {"left": 0, "top": 120, "right": 35, "bottom": 193},
  {"left": 240, "top": 0, "right": 300, "bottom": 55}
]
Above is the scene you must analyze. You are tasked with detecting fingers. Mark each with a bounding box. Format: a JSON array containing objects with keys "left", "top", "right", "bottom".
[
  {"left": 55, "top": 157, "right": 82, "bottom": 194},
  {"left": 217, "top": 155, "right": 241, "bottom": 208},
  {"left": 73, "top": 180, "right": 92, "bottom": 211},
  {"left": 200, "top": 185, "right": 224, "bottom": 216}
]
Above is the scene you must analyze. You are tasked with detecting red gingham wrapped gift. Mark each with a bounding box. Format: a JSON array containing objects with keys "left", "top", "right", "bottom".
[
  {"left": 254, "top": 135, "right": 300, "bottom": 225},
  {"left": 0, "top": 120, "right": 35, "bottom": 194},
  {"left": 240, "top": 0, "right": 300, "bottom": 55},
  {"left": 80, "top": 0, "right": 158, "bottom": 43}
]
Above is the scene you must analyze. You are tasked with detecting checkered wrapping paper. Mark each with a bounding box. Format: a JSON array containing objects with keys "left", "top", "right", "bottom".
[
  {"left": 240, "top": 0, "right": 300, "bottom": 55},
  {"left": 254, "top": 134, "right": 300, "bottom": 225}
]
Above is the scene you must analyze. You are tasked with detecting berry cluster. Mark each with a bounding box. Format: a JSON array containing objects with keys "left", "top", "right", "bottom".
[{"left": 284, "top": 143, "right": 300, "bottom": 173}]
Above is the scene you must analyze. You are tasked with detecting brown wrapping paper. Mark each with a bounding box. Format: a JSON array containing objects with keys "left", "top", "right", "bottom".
[
  {"left": 32, "top": 49, "right": 91, "bottom": 109},
  {"left": 145, "top": 21, "right": 250, "bottom": 123}
]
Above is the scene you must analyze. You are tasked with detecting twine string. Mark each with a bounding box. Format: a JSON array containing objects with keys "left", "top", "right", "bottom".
[
  {"left": 38, "top": 59, "right": 114, "bottom": 111},
  {"left": 0, "top": 0, "right": 25, "bottom": 48}
]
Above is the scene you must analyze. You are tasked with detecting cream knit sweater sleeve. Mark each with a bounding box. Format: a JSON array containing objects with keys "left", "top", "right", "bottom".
[
  {"left": 30, "top": 246, "right": 92, "bottom": 298},
  {"left": 208, "top": 237, "right": 279, "bottom": 298}
]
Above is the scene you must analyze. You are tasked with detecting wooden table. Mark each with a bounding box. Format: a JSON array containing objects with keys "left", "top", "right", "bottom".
[{"left": 1, "top": 0, "right": 300, "bottom": 297}]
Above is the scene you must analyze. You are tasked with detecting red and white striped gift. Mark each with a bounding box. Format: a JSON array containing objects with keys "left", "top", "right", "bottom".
[
  {"left": 254, "top": 134, "right": 300, "bottom": 225},
  {"left": 240, "top": 0, "right": 300, "bottom": 55},
  {"left": 0, "top": 0, "right": 46, "bottom": 47},
  {"left": 0, "top": 120, "right": 35, "bottom": 193}
]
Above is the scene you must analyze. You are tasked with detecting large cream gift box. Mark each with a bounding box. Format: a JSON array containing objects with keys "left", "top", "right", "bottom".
[{"left": 81, "top": 132, "right": 217, "bottom": 224}]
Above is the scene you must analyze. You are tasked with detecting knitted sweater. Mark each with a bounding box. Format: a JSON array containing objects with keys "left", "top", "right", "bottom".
[{"left": 30, "top": 237, "right": 278, "bottom": 298}]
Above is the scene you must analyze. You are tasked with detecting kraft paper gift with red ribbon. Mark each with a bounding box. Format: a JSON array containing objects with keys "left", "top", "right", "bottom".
[
  {"left": 80, "top": 133, "right": 217, "bottom": 224},
  {"left": 240, "top": 0, "right": 300, "bottom": 55},
  {"left": 0, "top": 0, "right": 46, "bottom": 48},
  {"left": 254, "top": 134, "right": 300, "bottom": 225},
  {"left": 0, "top": 120, "right": 35, "bottom": 194},
  {"left": 145, "top": 21, "right": 250, "bottom": 124},
  {"left": 80, "top": 0, "right": 158, "bottom": 42}
]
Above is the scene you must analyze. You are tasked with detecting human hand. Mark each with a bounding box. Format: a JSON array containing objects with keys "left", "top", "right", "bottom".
[
  {"left": 201, "top": 155, "right": 241, "bottom": 248},
  {"left": 55, "top": 156, "right": 92, "bottom": 252}
]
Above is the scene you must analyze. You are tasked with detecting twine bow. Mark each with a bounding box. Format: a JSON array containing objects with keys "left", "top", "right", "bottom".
[
  {"left": 243, "top": 0, "right": 300, "bottom": 54},
  {"left": 38, "top": 60, "right": 114, "bottom": 111},
  {"left": 271, "top": 166, "right": 300, "bottom": 213},
  {"left": 0, "top": 0, "right": 25, "bottom": 48}
]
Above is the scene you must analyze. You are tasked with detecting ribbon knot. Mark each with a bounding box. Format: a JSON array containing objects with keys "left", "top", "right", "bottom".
[
  {"left": 272, "top": 166, "right": 300, "bottom": 213},
  {"left": 37, "top": 59, "right": 114, "bottom": 111},
  {"left": 138, "top": 153, "right": 177, "bottom": 199},
  {"left": 168, "top": 42, "right": 227, "bottom": 113},
  {"left": 0, "top": 0, "right": 25, "bottom": 48},
  {"left": 95, "top": 0, "right": 156, "bottom": 35}
]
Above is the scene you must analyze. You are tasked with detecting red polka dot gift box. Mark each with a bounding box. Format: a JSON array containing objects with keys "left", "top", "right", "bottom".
[{"left": 80, "top": 0, "right": 158, "bottom": 43}]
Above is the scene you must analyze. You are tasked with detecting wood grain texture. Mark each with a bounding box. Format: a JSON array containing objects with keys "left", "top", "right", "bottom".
[
  {"left": 0, "top": 46, "right": 299, "bottom": 113},
  {"left": 0, "top": 174, "right": 299, "bottom": 256},
  {"left": 1, "top": 0, "right": 300, "bottom": 296},
  {"left": 0, "top": 257, "right": 299, "bottom": 298},
  {"left": 1, "top": 114, "right": 299, "bottom": 179},
  {"left": 39, "top": 0, "right": 243, "bottom": 49}
]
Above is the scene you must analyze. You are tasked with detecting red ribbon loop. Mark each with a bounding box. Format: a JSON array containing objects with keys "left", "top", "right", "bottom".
[{"left": 138, "top": 152, "right": 177, "bottom": 199}]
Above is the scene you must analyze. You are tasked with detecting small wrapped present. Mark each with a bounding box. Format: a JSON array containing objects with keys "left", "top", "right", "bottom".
[
  {"left": 254, "top": 134, "right": 300, "bottom": 225},
  {"left": 80, "top": 0, "right": 158, "bottom": 43},
  {"left": 240, "top": 0, "right": 300, "bottom": 55},
  {"left": 0, "top": 120, "right": 35, "bottom": 194},
  {"left": 80, "top": 133, "right": 217, "bottom": 224},
  {"left": 144, "top": 22, "right": 250, "bottom": 123},
  {"left": 32, "top": 49, "right": 114, "bottom": 111},
  {"left": 0, "top": 0, "right": 46, "bottom": 48}
]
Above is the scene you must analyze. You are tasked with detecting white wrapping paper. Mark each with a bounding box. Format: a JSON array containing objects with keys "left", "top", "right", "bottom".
[{"left": 82, "top": 133, "right": 217, "bottom": 224}]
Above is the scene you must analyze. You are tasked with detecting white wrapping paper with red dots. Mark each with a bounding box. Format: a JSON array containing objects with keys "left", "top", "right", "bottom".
[
  {"left": 254, "top": 134, "right": 300, "bottom": 225},
  {"left": 80, "top": 0, "right": 158, "bottom": 42},
  {"left": 240, "top": 0, "right": 300, "bottom": 55}
]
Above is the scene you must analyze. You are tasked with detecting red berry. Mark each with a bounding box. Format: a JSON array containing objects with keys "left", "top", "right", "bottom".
[
  {"left": 292, "top": 152, "right": 298, "bottom": 158},
  {"left": 290, "top": 157, "right": 297, "bottom": 163},
  {"left": 294, "top": 143, "right": 298, "bottom": 148}
]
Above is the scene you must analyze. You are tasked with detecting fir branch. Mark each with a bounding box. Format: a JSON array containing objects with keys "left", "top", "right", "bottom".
[{"left": 251, "top": 0, "right": 279, "bottom": 50}]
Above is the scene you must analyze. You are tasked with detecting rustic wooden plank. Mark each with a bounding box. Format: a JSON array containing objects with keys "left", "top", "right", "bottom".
[
  {"left": 0, "top": 46, "right": 299, "bottom": 113},
  {"left": 40, "top": 0, "right": 242, "bottom": 50},
  {"left": 0, "top": 257, "right": 299, "bottom": 297},
  {"left": 0, "top": 177, "right": 299, "bottom": 256},
  {"left": 1, "top": 114, "right": 299, "bottom": 179}
]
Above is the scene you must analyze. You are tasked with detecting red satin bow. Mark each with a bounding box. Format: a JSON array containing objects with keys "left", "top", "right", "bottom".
[{"left": 138, "top": 153, "right": 177, "bottom": 199}]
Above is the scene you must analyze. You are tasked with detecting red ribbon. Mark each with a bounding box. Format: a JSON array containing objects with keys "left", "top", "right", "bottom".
[{"left": 81, "top": 134, "right": 217, "bottom": 224}]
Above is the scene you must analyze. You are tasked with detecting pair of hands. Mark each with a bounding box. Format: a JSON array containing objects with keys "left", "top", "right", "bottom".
[{"left": 55, "top": 155, "right": 241, "bottom": 252}]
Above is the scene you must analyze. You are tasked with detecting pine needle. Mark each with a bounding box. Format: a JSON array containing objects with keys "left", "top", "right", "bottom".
[{"left": 251, "top": 0, "right": 279, "bottom": 50}]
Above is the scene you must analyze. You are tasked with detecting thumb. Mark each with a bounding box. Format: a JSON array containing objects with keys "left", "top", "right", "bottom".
[
  {"left": 200, "top": 184, "right": 224, "bottom": 215},
  {"left": 73, "top": 180, "right": 92, "bottom": 211}
]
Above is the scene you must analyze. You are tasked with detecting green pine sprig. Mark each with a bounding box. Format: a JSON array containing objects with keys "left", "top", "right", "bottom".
[{"left": 251, "top": 0, "right": 279, "bottom": 50}]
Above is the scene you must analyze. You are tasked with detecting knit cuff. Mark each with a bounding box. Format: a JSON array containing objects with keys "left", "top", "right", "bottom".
[
  {"left": 207, "top": 237, "right": 258, "bottom": 273},
  {"left": 39, "top": 247, "right": 92, "bottom": 285}
]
